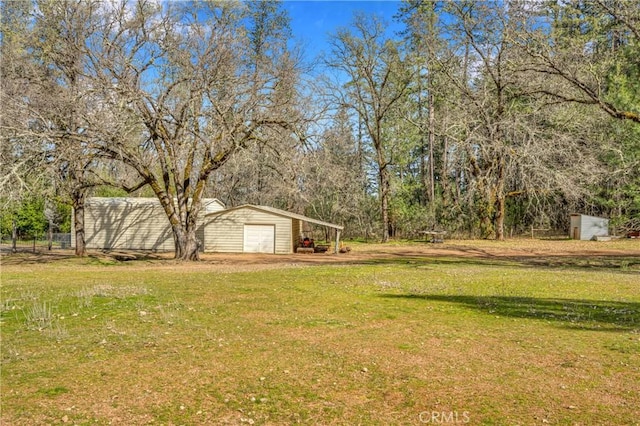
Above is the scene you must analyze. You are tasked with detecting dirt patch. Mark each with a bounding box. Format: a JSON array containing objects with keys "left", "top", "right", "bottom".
[{"left": 2, "top": 239, "right": 639, "bottom": 272}]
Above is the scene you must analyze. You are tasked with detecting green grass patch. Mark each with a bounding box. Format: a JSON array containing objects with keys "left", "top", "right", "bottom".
[
  {"left": 38, "top": 386, "right": 70, "bottom": 397},
  {"left": 1, "top": 247, "right": 639, "bottom": 425}
]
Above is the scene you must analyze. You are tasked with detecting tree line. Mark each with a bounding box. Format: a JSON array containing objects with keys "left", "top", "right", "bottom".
[{"left": 1, "top": 0, "right": 638, "bottom": 260}]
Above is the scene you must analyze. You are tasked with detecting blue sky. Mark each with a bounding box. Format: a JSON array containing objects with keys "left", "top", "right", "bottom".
[{"left": 282, "top": 1, "right": 403, "bottom": 59}]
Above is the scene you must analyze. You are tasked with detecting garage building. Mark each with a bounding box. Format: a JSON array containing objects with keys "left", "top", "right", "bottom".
[
  {"left": 73, "top": 198, "right": 343, "bottom": 254},
  {"left": 203, "top": 204, "right": 343, "bottom": 254}
]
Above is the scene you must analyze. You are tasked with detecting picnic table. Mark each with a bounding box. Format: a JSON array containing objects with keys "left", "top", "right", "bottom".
[{"left": 421, "top": 230, "right": 447, "bottom": 243}]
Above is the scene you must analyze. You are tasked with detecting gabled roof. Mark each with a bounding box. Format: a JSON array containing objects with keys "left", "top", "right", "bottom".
[{"left": 205, "top": 204, "right": 344, "bottom": 230}]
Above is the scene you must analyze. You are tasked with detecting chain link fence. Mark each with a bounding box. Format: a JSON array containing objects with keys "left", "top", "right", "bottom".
[{"left": 0, "top": 233, "right": 72, "bottom": 253}]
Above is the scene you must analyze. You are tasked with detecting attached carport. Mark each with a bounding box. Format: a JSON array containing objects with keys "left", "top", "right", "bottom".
[{"left": 203, "top": 205, "right": 344, "bottom": 254}]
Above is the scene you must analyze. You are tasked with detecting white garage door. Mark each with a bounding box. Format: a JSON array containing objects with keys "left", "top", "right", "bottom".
[{"left": 243, "top": 225, "right": 275, "bottom": 253}]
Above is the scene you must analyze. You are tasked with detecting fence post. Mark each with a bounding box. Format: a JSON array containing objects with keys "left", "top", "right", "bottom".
[{"left": 33, "top": 235, "right": 36, "bottom": 253}]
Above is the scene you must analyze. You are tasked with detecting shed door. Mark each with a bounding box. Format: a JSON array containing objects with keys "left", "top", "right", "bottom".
[{"left": 243, "top": 225, "right": 275, "bottom": 253}]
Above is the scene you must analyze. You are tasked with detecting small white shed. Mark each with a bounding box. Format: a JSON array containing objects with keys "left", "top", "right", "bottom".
[
  {"left": 570, "top": 214, "right": 609, "bottom": 240},
  {"left": 72, "top": 197, "right": 225, "bottom": 250},
  {"left": 203, "top": 204, "right": 343, "bottom": 254}
]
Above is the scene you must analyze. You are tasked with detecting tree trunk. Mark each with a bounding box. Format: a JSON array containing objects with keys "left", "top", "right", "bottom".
[
  {"left": 455, "top": 169, "right": 462, "bottom": 206},
  {"left": 479, "top": 204, "right": 494, "bottom": 239},
  {"left": 417, "top": 76, "right": 428, "bottom": 206},
  {"left": 48, "top": 219, "right": 53, "bottom": 251},
  {"left": 380, "top": 166, "right": 391, "bottom": 243},
  {"left": 494, "top": 156, "right": 506, "bottom": 241},
  {"left": 495, "top": 194, "right": 505, "bottom": 241},
  {"left": 150, "top": 181, "right": 204, "bottom": 261},
  {"left": 73, "top": 191, "right": 86, "bottom": 257},
  {"left": 11, "top": 218, "right": 17, "bottom": 253},
  {"left": 173, "top": 226, "right": 200, "bottom": 261},
  {"left": 441, "top": 135, "right": 448, "bottom": 201},
  {"left": 428, "top": 90, "right": 436, "bottom": 203},
  {"left": 420, "top": 139, "right": 428, "bottom": 206},
  {"left": 477, "top": 183, "right": 495, "bottom": 239}
]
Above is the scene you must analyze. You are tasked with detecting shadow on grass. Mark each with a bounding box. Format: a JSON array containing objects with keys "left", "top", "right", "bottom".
[
  {"left": 380, "top": 294, "right": 640, "bottom": 331},
  {"left": 0, "top": 250, "right": 168, "bottom": 265}
]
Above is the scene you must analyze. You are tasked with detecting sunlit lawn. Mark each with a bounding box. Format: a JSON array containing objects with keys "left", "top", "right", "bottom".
[{"left": 1, "top": 244, "right": 639, "bottom": 425}]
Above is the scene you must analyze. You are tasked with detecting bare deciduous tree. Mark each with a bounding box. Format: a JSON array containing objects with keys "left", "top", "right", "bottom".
[
  {"left": 83, "top": 0, "right": 301, "bottom": 260},
  {"left": 325, "top": 13, "right": 413, "bottom": 242},
  {"left": 515, "top": 0, "right": 640, "bottom": 123}
]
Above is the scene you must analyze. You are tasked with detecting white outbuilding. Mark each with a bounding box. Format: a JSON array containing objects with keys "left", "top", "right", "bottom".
[
  {"left": 203, "top": 204, "right": 344, "bottom": 254},
  {"left": 72, "top": 198, "right": 344, "bottom": 254},
  {"left": 569, "top": 214, "right": 609, "bottom": 240},
  {"left": 72, "top": 197, "right": 225, "bottom": 250}
]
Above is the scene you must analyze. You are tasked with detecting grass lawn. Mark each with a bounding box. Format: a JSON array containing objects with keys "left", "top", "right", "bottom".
[{"left": 1, "top": 240, "right": 639, "bottom": 425}]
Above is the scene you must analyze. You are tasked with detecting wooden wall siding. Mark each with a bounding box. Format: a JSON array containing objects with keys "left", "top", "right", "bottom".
[
  {"left": 73, "top": 198, "right": 224, "bottom": 251},
  {"left": 204, "top": 208, "right": 293, "bottom": 254}
]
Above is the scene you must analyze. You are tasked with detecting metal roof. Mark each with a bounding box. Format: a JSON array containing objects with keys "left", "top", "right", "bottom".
[
  {"left": 86, "top": 197, "right": 225, "bottom": 209},
  {"left": 205, "top": 204, "right": 344, "bottom": 230}
]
